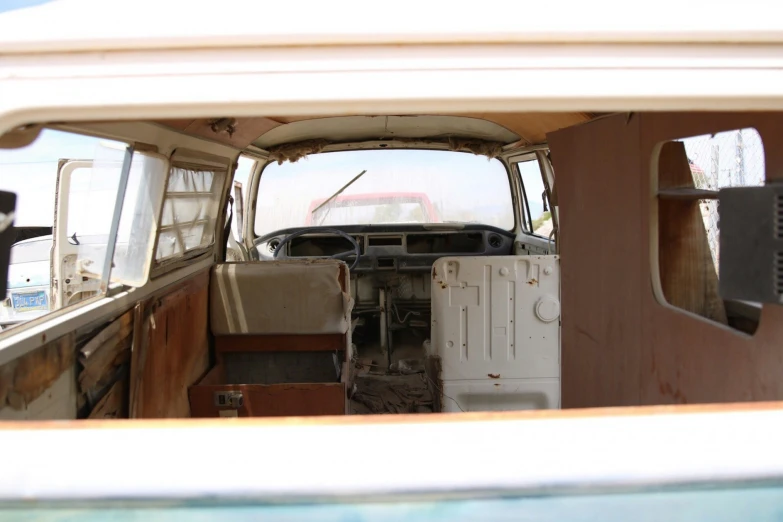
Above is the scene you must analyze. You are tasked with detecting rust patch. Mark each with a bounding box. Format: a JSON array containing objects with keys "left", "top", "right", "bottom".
[
  {"left": 488, "top": 373, "right": 500, "bottom": 379},
  {"left": 658, "top": 380, "right": 688, "bottom": 404},
  {"left": 494, "top": 383, "right": 500, "bottom": 387},
  {"left": 432, "top": 266, "right": 438, "bottom": 280},
  {"left": 527, "top": 279, "right": 538, "bottom": 285}
]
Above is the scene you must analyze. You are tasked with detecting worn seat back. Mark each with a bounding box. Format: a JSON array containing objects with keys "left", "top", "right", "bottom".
[
  {"left": 210, "top": 259, "right": 352, "bottom": 336},
  {"left": 189, "top": 259, "right": 353, "bottom": 418}
]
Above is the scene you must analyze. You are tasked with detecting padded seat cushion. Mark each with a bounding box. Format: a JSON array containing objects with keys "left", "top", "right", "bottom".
[{"left": 210, "top": 260, "right": 352, "bottom": 335}]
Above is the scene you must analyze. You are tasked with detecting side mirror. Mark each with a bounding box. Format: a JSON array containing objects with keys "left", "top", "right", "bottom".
[{"left": 0, "top": 191, "right": 18, "bottom": 297}]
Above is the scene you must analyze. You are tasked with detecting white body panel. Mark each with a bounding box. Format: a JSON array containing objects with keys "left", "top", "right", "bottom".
[{"left": 431, "top": 255, "right": 560, "bottom": 412}]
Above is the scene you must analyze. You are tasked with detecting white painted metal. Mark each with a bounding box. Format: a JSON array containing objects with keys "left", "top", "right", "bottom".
[
  {"left": 52, "top": 160, "right": 101, "bottom": 310},
  {"left": 1, "top": 0, "right": 783, "bottom": 54},
  {"left": 2, "top": 406, "right": 783, "bottom": 500},
  {"left": 431, "top": 255, "right": 560, "bottom": 412},
  {"left": 441, "top": 379, "right": 560, "bottom": 412},
  {"left": 254, "top": 115, "right": 521, "bottom": 149}
]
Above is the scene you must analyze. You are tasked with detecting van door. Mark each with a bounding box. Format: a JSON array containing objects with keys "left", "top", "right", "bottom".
[
  {"left": 52, "top": 159, "right": 99, "bottom": 309},
  {"left": 52, "top": 144, "right": 133, "bottom": 310},
  {"left": 510, "top": 152, "right": 558, "bottom": 255}
]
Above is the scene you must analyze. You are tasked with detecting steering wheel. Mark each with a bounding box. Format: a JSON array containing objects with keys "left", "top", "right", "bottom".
[{"left": 270, "top": 228, "right": 361, "bottom": 270}]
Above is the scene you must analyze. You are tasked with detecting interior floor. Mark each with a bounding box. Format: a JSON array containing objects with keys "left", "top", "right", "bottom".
[{"left": 350, "top": 331, "right": 434, "bottom": 414}]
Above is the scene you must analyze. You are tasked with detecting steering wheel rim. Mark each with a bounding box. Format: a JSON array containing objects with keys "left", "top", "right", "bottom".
[{"left": 271, "top": 228, "right": 361, "bottom": 270}]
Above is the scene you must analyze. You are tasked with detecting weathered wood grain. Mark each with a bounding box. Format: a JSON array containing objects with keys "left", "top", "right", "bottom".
[
  {"left": 132, "top": 271, "right": 211, "bottom": 418},
  {"left": 550, "top": 111, "right": 783, "bottom": 408},
  {"left": 0, "top": 333, "right": 75, "bottom": 412}
]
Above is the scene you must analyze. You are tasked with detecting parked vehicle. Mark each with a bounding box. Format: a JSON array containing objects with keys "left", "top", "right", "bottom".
[
  {"left": 305, "top": 192, "right": 441, "bottom": 226},
  {"left": 0, "top": 235, "right": 51, "bottom": 329}
]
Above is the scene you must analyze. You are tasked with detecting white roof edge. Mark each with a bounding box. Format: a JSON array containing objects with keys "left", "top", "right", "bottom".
[
  {"left": 1, "top": 0, "right": 783, "bottom": 54},
  {"left": 3, "top": 406, "right": 783, "bottom": 500},
  {"left": 3, "top": 31, "right": 783, "bottom": 54}
]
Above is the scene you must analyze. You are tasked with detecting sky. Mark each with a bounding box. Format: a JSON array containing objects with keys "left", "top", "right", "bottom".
[
  {"left": 0, "top": 129, "right": 115, "bottom": 227},
  {"left": 0, "top": 0, "right": 54, "bottom": 14}
]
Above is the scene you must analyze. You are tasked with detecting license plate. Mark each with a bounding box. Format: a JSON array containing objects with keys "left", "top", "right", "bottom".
[{"left": 11, "top": 290, "right": 48, "bottom": 312}]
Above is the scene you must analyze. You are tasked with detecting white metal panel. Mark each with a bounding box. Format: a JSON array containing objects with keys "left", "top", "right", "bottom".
[
  {"left": 431, "top": 255, "right": 560, "bottom": 411},
  {"left": 441, "top": 379, "right": 560, "bottom": 413},
  {"left": 432, "top": 255, "right": 560, "bottom": 380},
  {"left": 2, "top": 0, "right": 783, "bottom": 54}
]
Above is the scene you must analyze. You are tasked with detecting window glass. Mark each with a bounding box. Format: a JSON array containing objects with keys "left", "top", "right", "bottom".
[
  {"left": 0, "top": 129, "right": 164, "bottom": 331},
  {"left": 254, "top": 149, "right": 514, "bottom": 237},
  {"left": 156, "top": 163, "right": 227, "bottom": 262},
  {"left": 61, "top": 143, "right": 129, "bottom": 288},
  {"left": 111, "top": 153, "right": 168, "bottom": 285},
  {"left": 517, "top": 159, "right": 552, "bottom": 237},
  {"left": 678, "top": 128, "right": 765, "bottom": 271},
  {"left": 231, "top": 155, "right": 255, "bottom": 239},
  {"left": 656, "top": 127, "right": 764, "bottom": 334}
]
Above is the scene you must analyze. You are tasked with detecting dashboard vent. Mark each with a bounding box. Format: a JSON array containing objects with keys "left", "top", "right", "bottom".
[{"left": 367, "top": 236, "right": 403, "bottom": 247}]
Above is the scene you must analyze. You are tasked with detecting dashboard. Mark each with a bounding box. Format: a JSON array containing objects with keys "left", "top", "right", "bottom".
[{"left": 253, "top": 225, "right": 514, "bottom": 272}]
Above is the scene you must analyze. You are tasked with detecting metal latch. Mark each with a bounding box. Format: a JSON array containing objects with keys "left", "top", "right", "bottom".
[{"left": 214, "top": 391, "right": 244, "bottom": 409}]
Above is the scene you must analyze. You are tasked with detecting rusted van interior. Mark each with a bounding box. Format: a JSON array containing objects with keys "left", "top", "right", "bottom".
[{"left": 1, "top": 110, "right": 780, "bottom": 421}]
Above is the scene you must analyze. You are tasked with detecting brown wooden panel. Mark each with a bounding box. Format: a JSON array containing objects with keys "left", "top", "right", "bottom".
[
  {"left": 657, "top": 141, "right": 727, "bottom": 324},
  {"left": 0, "top": 332, "right": 75, "bottom": 413},
  {"left": 189, "top": 383, "right": 346, "bottom": 417},
  {"left": 548, "top": 113, "right": 644, "bottom": 408},
  {"left": 550, "top": 111, "right": 783, "bottom": 409},
  {"left": 87, "top": 380, "right": 127, "bottom": 419},
  {"left": 215, "top": 334, "right": 344, "bottom": 355},
  {"left": 657, "top": 188, "right": 719, "bottom": 200},
  {"left": 198, "top": 365, "right": 226, "bottom": 387},
  {"left": 131, "top": 271, "right": 211, "bottom": 418},
  {"left": 79, "top": 310, "right": 134, "bottom": 394}
]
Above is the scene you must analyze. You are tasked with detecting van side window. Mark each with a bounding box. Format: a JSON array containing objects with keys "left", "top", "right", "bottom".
[
  {"left": 154, "top": 151, "right": 229, "bottom": 264},
  {"left": 516, "top": 158, "right": 553, "bottom": 238},
  {"left": 222, "top": 155, "right": 256, "bottom": 261},
  {"left": 655, "top": 127, "right": 764, "bottom": 333},
  {"left": 0, "top": 129, "right": 168, "bottom": 331}
]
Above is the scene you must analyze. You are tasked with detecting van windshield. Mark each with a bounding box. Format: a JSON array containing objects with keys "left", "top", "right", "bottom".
[{"left": 254, "top": 149, "right": 514, "bottom": 236}]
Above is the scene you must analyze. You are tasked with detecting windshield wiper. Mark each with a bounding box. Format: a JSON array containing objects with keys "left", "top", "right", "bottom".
[{"left": 311, "top": 170, "right": 367, "bottom": 216}]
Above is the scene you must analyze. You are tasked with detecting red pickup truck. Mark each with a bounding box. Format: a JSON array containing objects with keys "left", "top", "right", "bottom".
[{"left": 305, "top": 192, "right": 440, "bottom": 226}]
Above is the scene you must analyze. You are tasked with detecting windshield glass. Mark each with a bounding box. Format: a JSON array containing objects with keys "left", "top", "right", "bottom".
[{"left": 254, "top": 149, "right": 514, "bottom": 236}]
